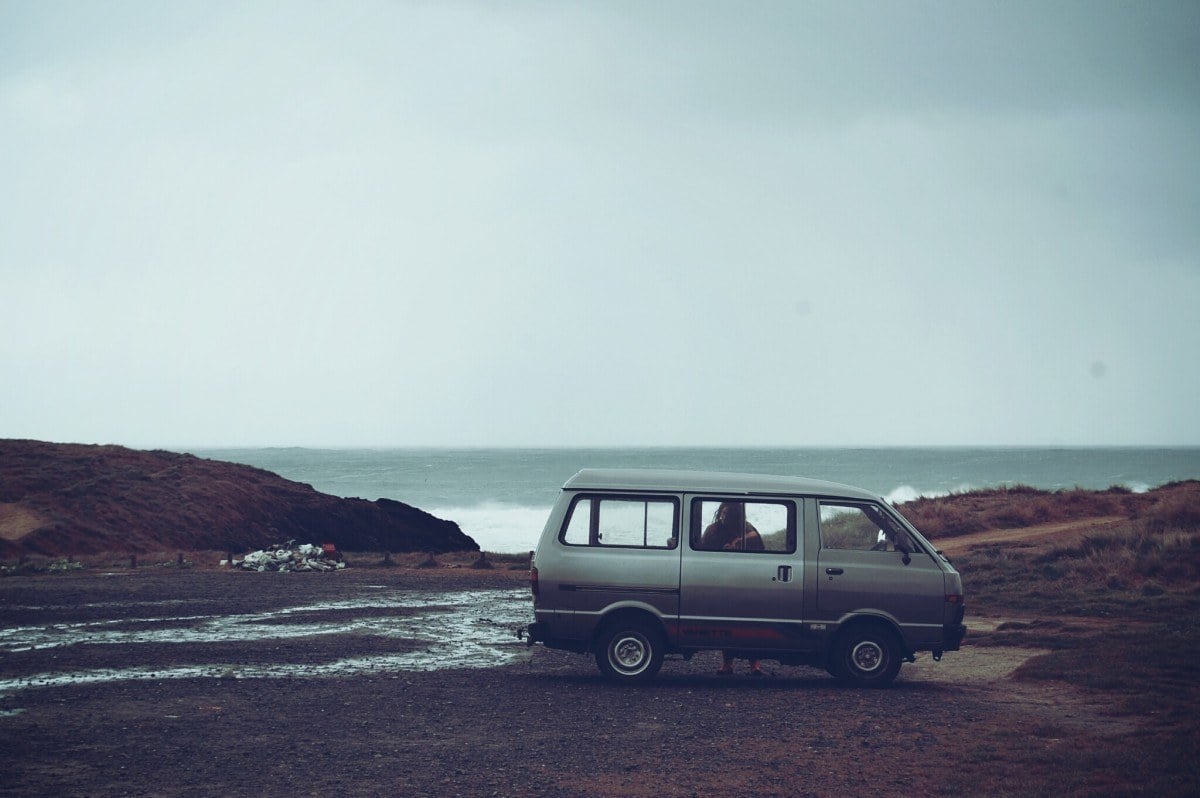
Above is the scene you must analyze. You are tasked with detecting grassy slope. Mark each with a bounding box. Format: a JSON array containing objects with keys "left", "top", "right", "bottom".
[{"left": 903, "top": 481, "right": 1200, "bottom": 794}]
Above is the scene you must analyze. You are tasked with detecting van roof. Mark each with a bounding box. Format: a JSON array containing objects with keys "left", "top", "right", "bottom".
[{"left": 562, "top": 468, "right": 881, "bottom": 501}]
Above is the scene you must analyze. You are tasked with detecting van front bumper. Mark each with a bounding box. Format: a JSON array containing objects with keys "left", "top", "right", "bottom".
[
  {"left": 942, "top": 601, "right": 967, "bottom": 651},
  {"left": 944, "top": 623, "right": 967, "bottom": 651}
]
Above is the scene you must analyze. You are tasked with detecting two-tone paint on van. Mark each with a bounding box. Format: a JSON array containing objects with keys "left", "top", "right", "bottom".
[{"left": 522, "top": 469, "right": 966, "bottom": 686}]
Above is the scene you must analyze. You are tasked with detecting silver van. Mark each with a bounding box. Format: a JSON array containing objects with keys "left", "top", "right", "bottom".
[{"left": 522, "top": 469, "right": 966, "bottom": 686}]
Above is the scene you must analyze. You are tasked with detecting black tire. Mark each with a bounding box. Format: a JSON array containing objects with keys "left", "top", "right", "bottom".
[
  {"left": 594, "top": 620, "right": 664, "bottom": 684},
  {"left": 831, "top": 625, "right": 903, "bottom": 687}
]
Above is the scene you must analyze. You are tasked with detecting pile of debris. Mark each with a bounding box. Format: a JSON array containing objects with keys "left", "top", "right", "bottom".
[{"left": 231, "top": 542, "right": 346, "bottom": 572}]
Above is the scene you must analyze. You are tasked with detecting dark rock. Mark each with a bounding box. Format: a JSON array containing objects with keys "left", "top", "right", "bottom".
[{"left": 0, "top": 440, "right": 478, "bottom": 556}]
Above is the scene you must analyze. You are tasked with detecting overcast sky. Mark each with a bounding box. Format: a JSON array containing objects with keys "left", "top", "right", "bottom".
[{"left": 2, "top": 1, "right": 1198, "bottom": 448}]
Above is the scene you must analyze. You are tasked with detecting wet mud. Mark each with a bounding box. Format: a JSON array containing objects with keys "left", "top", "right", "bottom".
[
  {"left": 0, "top": 569, "right": 1190, "bottom": 797},
  {"left": 1, "top": 571, "right": 530, "bottom": 695}
]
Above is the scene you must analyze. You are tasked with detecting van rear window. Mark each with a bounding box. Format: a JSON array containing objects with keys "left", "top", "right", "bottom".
[{"left": 560, "top": 496, "right": 679, "bottom": 549}]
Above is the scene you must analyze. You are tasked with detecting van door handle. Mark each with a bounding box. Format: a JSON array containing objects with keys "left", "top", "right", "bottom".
[
  {"left": 825, "top": 567, "right": 844, "bottom": 575},
  {"left": 775, "top": 565, "right": 792, "bottom": 583}
]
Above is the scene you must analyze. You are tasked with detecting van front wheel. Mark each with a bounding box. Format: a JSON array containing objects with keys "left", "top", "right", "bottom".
[
  {"left": 595, "top": 621, "right": 664, "bottom": 683},
  {"left": 831, "top": 625, "right": 902, "bottom": 687}
]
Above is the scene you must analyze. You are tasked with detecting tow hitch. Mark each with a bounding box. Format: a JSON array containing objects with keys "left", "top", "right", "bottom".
[{"left": 517, "top": 623, "right": 542, "bottom": 647}]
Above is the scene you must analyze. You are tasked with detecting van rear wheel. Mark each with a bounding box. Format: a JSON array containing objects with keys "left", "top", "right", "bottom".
[
  {"left": 595, "top": 621, "right": 664, "bottom": 683},
  {"left": 831, "top": 625, "right": 902, "bottom": 687}
]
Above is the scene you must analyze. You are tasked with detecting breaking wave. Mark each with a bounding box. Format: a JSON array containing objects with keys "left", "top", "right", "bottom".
[
  {"left": 884, "top": 484, "right": 969, "bottom": 504},
  {"left": 431, "top": 503, "right": 552, "bottom": 554}
]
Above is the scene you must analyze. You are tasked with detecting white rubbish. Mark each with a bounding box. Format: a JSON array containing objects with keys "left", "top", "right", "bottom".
[{"left": 232, "top": 541, "right": 346, "bottom": 572}]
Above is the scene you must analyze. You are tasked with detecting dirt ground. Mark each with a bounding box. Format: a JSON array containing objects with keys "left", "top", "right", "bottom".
[
  {"left": 934, "top": 516, "right": 1130, "bottom": 556},
  {"left": 0, "top": 566, "right": 1193, "bottom": 798}
]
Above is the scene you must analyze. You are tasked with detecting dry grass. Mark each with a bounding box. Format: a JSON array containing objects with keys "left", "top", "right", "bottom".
[
  {"left": 955, "top": 485, "right": 1200, "bottom": 763},
  {"left": 936, "top": 482, "right": 1200, "bottom": 792},
  {"left": 897, "top": 483, "right": 1144, "bottom": 538},
  {"left": 953, "top": 482, "right": 1200, "bottom": 615}
]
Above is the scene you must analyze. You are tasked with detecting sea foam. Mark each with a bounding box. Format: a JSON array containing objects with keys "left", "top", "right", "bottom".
[{"left": 431, "top": 503, "right": 552, "bottom": 554}]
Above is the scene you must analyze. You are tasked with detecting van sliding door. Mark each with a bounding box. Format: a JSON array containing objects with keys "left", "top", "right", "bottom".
[
  {"left": 677, "top": 497, "right": 807, "bottom": 652},
  {"left": 552, "top": 494, "right": 682, "bottom": 637}
]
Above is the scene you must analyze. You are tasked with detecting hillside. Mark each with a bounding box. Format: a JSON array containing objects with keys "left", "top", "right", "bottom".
[
  {"left": 0, "top": 440, "right": 477, "bottom": 557},
  {"left": 897, "top": 480, "right": 1200, "bottom": 539}
]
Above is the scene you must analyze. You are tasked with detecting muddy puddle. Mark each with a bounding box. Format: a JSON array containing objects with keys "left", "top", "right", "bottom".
[{"left": 0, "top": 587, "right": 533, "bottom": 695}]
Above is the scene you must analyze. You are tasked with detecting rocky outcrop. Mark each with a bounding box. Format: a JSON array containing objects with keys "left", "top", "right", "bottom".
[{"left": 0, "top": 440, "right": 477, "bottom": 557}]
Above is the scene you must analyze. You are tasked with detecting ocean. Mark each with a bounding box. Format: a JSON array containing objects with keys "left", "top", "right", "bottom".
[{"left": 194, "top": 447, "right": 1200, "bottom": 553}]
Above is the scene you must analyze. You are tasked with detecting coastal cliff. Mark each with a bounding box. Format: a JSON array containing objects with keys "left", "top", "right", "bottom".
[{"left": 0, "top": 440, "right": 478, "bottom": 557}]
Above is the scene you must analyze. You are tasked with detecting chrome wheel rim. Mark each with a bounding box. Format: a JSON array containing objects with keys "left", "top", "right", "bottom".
[
  {"left": 850, "top": 640, "right": 885, "bottom": 673},
  {"left": 610, "top": 633, "right": 650, "bottom": 674}
]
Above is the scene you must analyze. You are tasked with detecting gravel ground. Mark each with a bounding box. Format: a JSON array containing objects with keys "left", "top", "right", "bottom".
[{"left": 0, "top": 569, "right": 1188, "bottom": 797}]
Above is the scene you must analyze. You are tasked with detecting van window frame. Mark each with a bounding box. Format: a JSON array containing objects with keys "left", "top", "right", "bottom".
[
  {"left": 558, "top": 492, "right": 681, "bottom": 550},
  {"left": 816, "top": 499, "right": 927, "bottom": 555},
  {"left": 688, "top": 496, "right": 798, "bottom": 554}
]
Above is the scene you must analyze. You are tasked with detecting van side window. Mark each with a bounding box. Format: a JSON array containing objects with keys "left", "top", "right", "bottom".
[
  {"left": 819, "top": 502, "right": 914, "bottom": 553},
  {"left": 691, "top": 500, "right": 794, "bottom": 553},
  {"left": 560, "top": 496, "right": 679, "bottom": 549}
]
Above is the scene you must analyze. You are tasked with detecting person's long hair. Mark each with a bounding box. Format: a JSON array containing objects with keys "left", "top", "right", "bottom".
[{"left": 711, "top": 502, "right": 747, "bottom": 547}]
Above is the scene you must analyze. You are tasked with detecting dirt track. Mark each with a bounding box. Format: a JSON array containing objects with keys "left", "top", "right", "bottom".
[
  {"left": 935, "top": 516, "right": 1128, "bottom": 556},
  {"left": 2, "top": 563, "right": 1191, "bottom": 797}
]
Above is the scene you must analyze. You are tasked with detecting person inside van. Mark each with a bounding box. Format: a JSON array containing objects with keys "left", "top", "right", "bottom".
[
  {"left": 701, "top": 502, "right": 766, "bottom": 677},
  {"left": 700, "top": 502, "right": 764, "bottom": 551}
]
